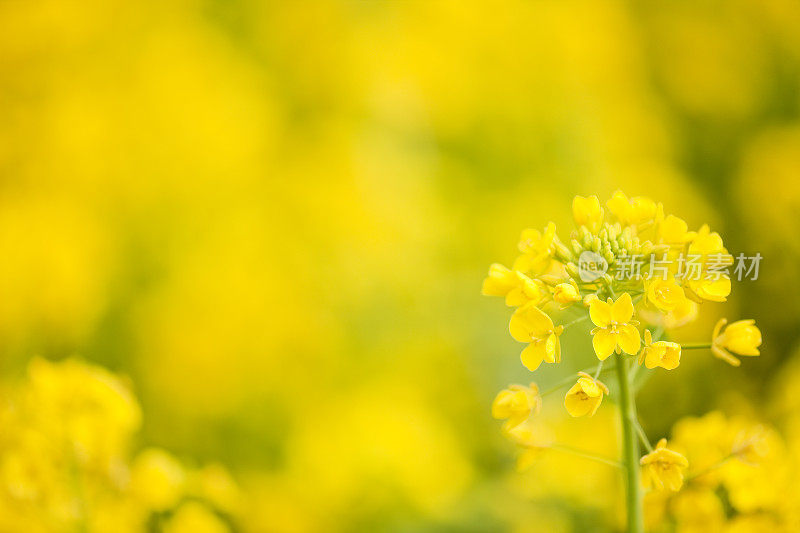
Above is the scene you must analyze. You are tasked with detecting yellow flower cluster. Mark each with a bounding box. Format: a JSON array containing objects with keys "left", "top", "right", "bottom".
[
  {"left": 0, "top": 358, "right": 240, "bottom": 533},
  {"left": 484, "top": 192, "right": 764, "bottom": 532}
]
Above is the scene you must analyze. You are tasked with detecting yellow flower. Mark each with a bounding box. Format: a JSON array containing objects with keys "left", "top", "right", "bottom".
[
  {"left": 481, "top": 263, "right": 518, "bottom": 297},
  {"left": 711, "top": 318, "right": 762, "bottom": 367},
  {"left": 130, "top": 448, "right": 186, "bottom": 511},
  {"left": 657, "top": 214, "right": 696, "bottom": 244},
  {"left": 640, "top": 438, "right": 689, "bottom": 492},
  {"left": 492, "top": 383, "right": 541, "bottom": 430},
  {"left": 606, "top": 190, "right": 657, "bottom": 226},
  {"left": 513, "top": 222, "right": 557, "bottom": 274},
  {"left": 509, "top": 303, "right": 563, "bottom": 371},
  {"left": 638, "top": 330, "right": 681, "bottom": 370},
  {"left": 686, "top": 225, "right": 732, "bottom": 303},
  {"left": 564, "top": 372, "right": 609, "bottom": 417},
  {"left": 505, "top": 423, "right": 554, "bottom": 472},
  {"left": 572, "top": 195, "right": 603, "bottom": 233},
  {"left": 163, "top": 501, "right": 230, "bottom": 533},
  {"left": 644, "top": 276, "right": 687, "bottom": 312},
  {"left": 481, "top": 264, "right": 547, "bottom": 307},
  {"left": 589, "top": 292, "right": 641, "bottom": 360},
  {"left": 505, "top": 272, "right": 548, "bottom": 307},
  {"left": 552, "top": 280, "right": 581, "bottom": 306}
]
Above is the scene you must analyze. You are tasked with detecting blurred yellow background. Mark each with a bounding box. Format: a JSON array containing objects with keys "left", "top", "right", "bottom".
[{"left": 2, "top": 1, "right": 800, "bottom": 531}]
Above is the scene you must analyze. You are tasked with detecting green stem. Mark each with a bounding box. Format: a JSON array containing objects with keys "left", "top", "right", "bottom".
[
  {"left": 549, "top": 444, "right": 624, "bottom": 469},
  {"left": 681, "top": 343, "right": 712, "bottom": 350},
  {"left": 616, "top": 353, "right": 643, "bottom": 533}
]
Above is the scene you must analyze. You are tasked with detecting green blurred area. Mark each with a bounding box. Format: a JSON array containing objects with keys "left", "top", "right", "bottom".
[{"left": 1, "top": 0, "right": 800, "bottom": 531}]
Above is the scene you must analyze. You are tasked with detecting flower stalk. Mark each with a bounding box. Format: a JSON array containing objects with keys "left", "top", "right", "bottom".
[{"left": 616, "top": 353, "right": 643, "bottom": 533}]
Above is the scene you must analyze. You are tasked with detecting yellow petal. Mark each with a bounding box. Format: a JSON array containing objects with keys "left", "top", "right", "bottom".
[
  {"left": 611, "top": 292, "right": 634, "bottom": 323},
  {"left": 520, "top": 342, "right": 546, "bottom": 372},
  {"left": 592, "top": 328, "right": 617, "bottom": 360},
  {"left": 589, "top": 299, "right": 612, "bottom": 327},
  {"left": 617, "top": 324, "right": 641, "bottom": 355},
  {"left": 509, "top": 303, "right": 554, "bottom": 342}
]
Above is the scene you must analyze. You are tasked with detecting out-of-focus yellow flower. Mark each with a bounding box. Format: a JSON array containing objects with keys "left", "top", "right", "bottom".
[
  {"left": 640, "top": 438, "right": 689, "bottom": 492},
  {"left": 564, "top": 372, "right": 609, "bottom": 417},
  {"left": 492, "top": 383, "right": 541, "bottom": 430},
  {"left": 589, "top": 293, "right": 640, "bottom": 360},
  {"left": 711, "top": 318, "right": 762, "bottom": 367},
  {"left": 193, "top": 464, "right": 241, "bottom": 514},
  {"left": 606, "top": 190, "right": 657, "bottom": 226},
  {"left": 657, "top": 214, "right": 696, "bottom": 244},
  {"left": 163, "top": 501, "right": 230, "bottom": 533},
  {"left": 130, "top": 448, "right": 186, "bottom": 511},
  {"left": 514, "top": 223, "right": 557, "bottom": 274},
  {"left": 572, "top": 195, "right": 604, "bottom": 233},
  {"left": 505, "top": 423, "right": 553, "bottom": 472},
  {"left": 644, "top": 276, "right": 687, "bottom": 312},
  {"left": 552, "top": 280, "right": 581, "bottom": 306},
  {"left": 509, "top": 303, "right": 563, "bottom": 371},
  {"left": 670, "top": 488, "right": 725, "bottom": 533},
  {"left": 639, "top": 330, "right": 681, "bottom": 370}
]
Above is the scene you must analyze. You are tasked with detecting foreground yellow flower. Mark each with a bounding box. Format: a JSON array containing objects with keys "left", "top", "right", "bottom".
[
  {"left": 564, "top": 372, "right": 609, "bottom": 417},
  {"left": 572, "top": 195, "right": 603, "bottom": 233},
  {"left": 711, "top": 318, "right": 762, "bottom": 366},
  {"left": 640, "top": 438, "right": 689, "bottom": 492},
  {"left": 492, "top": 383, "right": 541, "bottom": 430},
  {"left": 589, "top": 292, "right": 641, "bottom": 360},
  {"left": 638, "top": 330, "right": 681, "bottom": 370},
  {"left": 509, "top": 303, "right": 563, "bottom": 371}
]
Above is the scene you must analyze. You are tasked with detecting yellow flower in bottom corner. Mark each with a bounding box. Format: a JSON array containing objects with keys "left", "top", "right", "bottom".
[
  {"left": 509, "top": 303, "right": 563, "bottom": 371},
  {"left": 564, "top": 372, "right": 609, "bottom": 417},
  {"left": 492, "top": 383, "right": 541, "bottom": 430},
  {"left": 589, "top": 292, "right": 641, "bottom": 360},
  {"left": 711, "top": 318, "right": 762, "bottom": 367},
  {"left": 638, "top": 330, "right": 681, "bottom": 370},
  {"left": 640, "top": 438, "right": 689, "bottom": 492}
]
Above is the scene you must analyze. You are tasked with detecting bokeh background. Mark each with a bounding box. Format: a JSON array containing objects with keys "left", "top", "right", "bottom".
[{"left": 2, "top": 0, "right": 800, "bottom": 531}]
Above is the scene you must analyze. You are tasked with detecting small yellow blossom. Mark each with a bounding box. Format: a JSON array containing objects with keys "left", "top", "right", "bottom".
[
  {"left": 638, "top": 330, "right": 681, "bottom": 370},
  {"left": 640, "top": 438, "right": 689, "bottom": 492},
  {"left": 589, "top": 293, "right": 641, "bottom": 360},
  {"left": 644, "top": 276, "right": 687, "bottom": 312},
  {"left": 514, "top": 222, "right": 557, "bottom": 274},
  {"left": 606, "top": 190, "right": 657, "bottom": 226},
  {"left": 686, "top": 225, "right": 732, "bottom": 303},
  {"left": 711, "top": 318, "right": 762, "bottom": 366},
  {"left": 130, "top": 448, "right": 186, "bottom": 511},
  {"left": 509, "top": 303, "right": 563, "bottom": 371},
  {"left": 492, "top": 383, "right": 541, "bottom": 430},
  {"left": 657, "top": 214, "right": 696, "bottom": 244},
  {"left": 481, "top": 263, "right": 518, "bottom": 297},
  {"left": 482, "top": 265, "right": 547, "bottom": 307},
  {"left": 552, "top": 280, "right": 581, "bottom": 306},
  {"left": 564, "top": 372, "right": 609, "bottom": 417},
  {"left": 505, "top": 423, "right": 553, "bottom": 472},
  {"left": 572, "top": 195, "right": 603, "bottom": 233}
]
